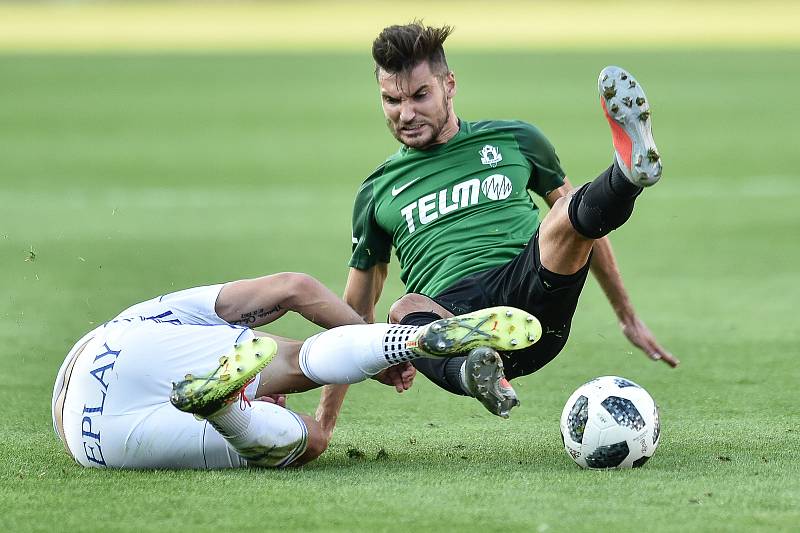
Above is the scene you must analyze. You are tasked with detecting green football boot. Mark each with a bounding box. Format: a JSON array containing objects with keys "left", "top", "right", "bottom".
[
  {"left": 409, "top": 306, "right": 542, "bottom": 357},
  {"left": 170, "top": 336, "right": 277, "bottom": 418}
]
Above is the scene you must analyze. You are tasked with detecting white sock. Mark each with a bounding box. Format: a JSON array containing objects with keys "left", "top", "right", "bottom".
[
  {"left": 208, "top": 401, "right": 251, "bottom": 440},
  {"left": 207, "top": 400, "right": 308, "bottom": 467},
  {"left": 298, "top": 324, "right": 420, "bottom": 384}
]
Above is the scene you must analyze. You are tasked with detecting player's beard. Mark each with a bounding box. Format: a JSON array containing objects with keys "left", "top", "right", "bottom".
[{"left": 389, "top": 95, "right": 451, "bottom": 150}]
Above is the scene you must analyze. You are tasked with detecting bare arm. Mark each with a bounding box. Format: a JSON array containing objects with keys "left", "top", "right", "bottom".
[
  {"left": 295, "top": 388, "right": 349, "bottom": 465},
  {"left": 545, "top": 179, "right": 679, "bottom": 368},
  {"left": 215, "top": 272, "right": 364, "bottom": 329},
  {"left": 314, "top": 383, "right": 348, "bottom": 441},
  {"left": 343, "top": 264, "right": 389, "bottom": 323}
]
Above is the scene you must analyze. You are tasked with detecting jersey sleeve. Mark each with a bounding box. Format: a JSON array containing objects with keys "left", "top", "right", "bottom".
[
  {"left": 349, "top": 171, "right": 392, "bottom": 270},
  {"left": 511, "top": 121, "right": 566, "bottom": 197}
]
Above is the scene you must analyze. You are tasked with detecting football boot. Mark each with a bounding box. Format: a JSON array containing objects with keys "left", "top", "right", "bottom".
[
  {"left": 170, "top": 336, "right": 276, "bottom": 418},
  {"left": 599, "top": 66, "right": 662, "bottom": 186},
  {"left": 409, "top": 306, "right": 541, "bottom": 357},
  {"left": 464, "top": 347, "right": 520, "bottom": 419}
]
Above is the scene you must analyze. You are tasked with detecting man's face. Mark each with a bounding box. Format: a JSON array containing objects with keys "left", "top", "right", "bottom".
[{"left": 378, "top": 61, "right": 456, "bottom": 149}]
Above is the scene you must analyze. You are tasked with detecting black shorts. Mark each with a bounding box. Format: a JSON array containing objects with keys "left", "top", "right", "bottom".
[{"left": 431, "top": 230, "right": 590, "bottom": 379}]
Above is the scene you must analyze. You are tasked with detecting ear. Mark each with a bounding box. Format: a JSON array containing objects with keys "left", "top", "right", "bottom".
[{"left": 444, "top": 71, "right": 457, "bottom": 98}]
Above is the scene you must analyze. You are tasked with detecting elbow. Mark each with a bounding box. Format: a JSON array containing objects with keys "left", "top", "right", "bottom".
[
  {"left": 277, "top": 272, "right": 325, "bottom": 309},
  {"left": 294, "top": 429, "right": 330, "bottom": 466}
]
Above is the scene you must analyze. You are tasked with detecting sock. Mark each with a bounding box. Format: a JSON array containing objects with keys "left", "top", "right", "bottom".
[
  {"left": 609, "top": 159, "right": 643, "bottom": 198},
  {"left": 568, "top": 161, "right": 642, "bottom": 239},
  {"left": 298, "top": 324, "right": 424, "bottom": 385},
  {"left": 400, "top": 311, "right": 471, "bottom": 395},
  {"left": 207, "top": 401, "right": 251, "bottom": 440},
  {"left": 206, "top": 400, "right": 308, "bottom": 467},
  {"left": 409, "top": 356, "right": 470, "bottom": 395},
  {"left": 203, "top": 378, "right": 259, "bottom": 442},
  {"left": 399, "top": 311, "right": 441, "bottom": 326}
]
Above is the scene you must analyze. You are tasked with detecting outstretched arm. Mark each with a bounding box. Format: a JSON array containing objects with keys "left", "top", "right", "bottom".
[
  {"left": 588, "top": 236, "right": 679, "bottom": 367},
  {"left": 545, "top": 179, "right": 679, "bottom": 368}
]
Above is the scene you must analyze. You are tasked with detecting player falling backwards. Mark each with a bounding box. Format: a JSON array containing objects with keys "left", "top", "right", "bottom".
[
  {"left": 334, "top": 22, "right": 679, "bottom": 418},
  {"left": 52, "top": 272, "right": 539, "bottom": 469}
]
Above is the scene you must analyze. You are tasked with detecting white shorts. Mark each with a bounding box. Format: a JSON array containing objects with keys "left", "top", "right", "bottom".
[{"left": 52, "top": 284, "right": 308, "bottom": 469}]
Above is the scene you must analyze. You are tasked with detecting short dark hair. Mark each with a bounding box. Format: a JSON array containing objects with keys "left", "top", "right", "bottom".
[{"left": 372, "top": 21, "right": 452, "bottom": 79}]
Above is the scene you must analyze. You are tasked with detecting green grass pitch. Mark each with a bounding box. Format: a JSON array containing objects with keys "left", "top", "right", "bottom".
[{"left": 1, "top": 49, "right": 799, "bottom": 531}]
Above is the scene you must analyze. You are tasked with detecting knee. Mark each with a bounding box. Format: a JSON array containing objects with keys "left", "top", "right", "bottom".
[
  {"left": 547, "top": 194, "right": 573, "bottom": 227},
  {"left": 541, "top": 193, "right": 583, "bottom": 241},
  {"left": 389, "top": 293, "right": 447, "bottom": 323},
  {"left": 551, "top": 193, "right": 571, "bottom": 214},
  {"left": 538, "top": 193, "right": 594, "bottom": 275}
]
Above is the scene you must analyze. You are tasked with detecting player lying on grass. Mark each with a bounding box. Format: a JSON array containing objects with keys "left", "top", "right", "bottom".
[
  {"left": 336, "top": 22, "right": 679, "bottom": 419},
  {"left": 52, "top": 273, "right": 540, "bottom": 469}
]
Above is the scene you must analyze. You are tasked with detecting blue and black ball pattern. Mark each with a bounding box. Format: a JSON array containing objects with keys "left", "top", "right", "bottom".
[
  {"left": 585, "top": 441, "right": 630, "bottom": 468},
  {"left": 567, "top": 395, "right": 589, "bottom": 443},
  {"left": 601, "top": 396, "right": 645, "bottom": 431},
  {"left": 613, "top": 377, "right": 640, "bottom": 389},
  {"left": 652, "top": 406, "right": 660, "bottom": 444}
]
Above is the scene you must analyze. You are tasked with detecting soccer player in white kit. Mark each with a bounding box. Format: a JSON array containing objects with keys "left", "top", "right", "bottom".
[{"left": 52, "top": 272, "right": 541, "bottom": 469}]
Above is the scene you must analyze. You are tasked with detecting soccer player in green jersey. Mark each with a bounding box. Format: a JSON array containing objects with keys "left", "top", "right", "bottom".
[{"left": 336, "top": 22, "right": 678, "bottom": 418}]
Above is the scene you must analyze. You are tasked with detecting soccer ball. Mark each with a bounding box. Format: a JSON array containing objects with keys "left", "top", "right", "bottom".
[{"left": 560, "top": 376, "right": 660, "bottom": 469}]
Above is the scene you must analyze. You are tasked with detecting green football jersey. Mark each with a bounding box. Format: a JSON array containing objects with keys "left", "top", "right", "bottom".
[{"left": 350, "top": 119, "right": 566, "bottom": 297}]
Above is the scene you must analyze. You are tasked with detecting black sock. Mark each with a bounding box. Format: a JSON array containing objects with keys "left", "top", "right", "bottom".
[
  {"left": 567, "top": 161, "right": 642, "bottom": 239},
  {"left": 400, "top": 311, "right": 469, "bottom": 396},
  {"left": 399, "top": 311, "right": 441, "bottom": 327},
  {"left": 411, "top": 356, "right": 469, "bottom": 396},
  {"left": 609, "top": 160, "right": 643, "bottom": 198}
]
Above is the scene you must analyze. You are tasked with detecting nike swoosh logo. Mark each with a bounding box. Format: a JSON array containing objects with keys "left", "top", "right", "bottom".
[{"left": 391, "top": 177, "right": 422, "bottom": 197}]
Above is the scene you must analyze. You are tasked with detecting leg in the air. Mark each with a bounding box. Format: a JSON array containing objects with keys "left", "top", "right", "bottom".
[
  {"left": 542, "top": 65, "right": 661, "bottom": 275},
  {"left": 391, "top": 294, "right": 522, "bottom": 417},
  {"left": 291, "top": 306, "right": 540, "bottom": 388},
  {"left": 599, "top": 65, "right": 662, "bottom": 187},
  {"left": 172, "top": 305, "right": 541, "bottom": 453},
  {"left": 390, "top": 294, "right": 469, "bottom": 395}
]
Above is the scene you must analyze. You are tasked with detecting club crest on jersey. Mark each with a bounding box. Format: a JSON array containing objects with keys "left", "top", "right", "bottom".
[{"left": 479, "top": 145, "right": 503, "bottom": 168}]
